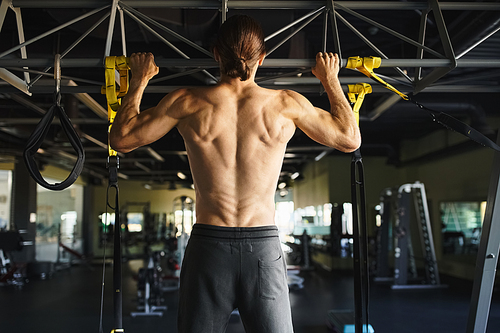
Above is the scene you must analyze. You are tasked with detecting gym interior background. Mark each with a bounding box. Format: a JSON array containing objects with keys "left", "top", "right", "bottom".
[{"left": 1, "top": 1, "right": 500, "bottom": 332}]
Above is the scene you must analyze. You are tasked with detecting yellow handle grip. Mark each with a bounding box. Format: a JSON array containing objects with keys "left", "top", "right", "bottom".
[
  {"left": 103, "top": 56, "right": 130, "bottom": 157},
  {"left": 348, "top": 83, "right": 372, "bottom": 126},
  {"left": 346, "top": 56, "right": 407, "bottom": 100}
]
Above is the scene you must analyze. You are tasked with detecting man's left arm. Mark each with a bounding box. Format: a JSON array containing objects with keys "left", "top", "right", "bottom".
[{"left": 285, "top": 52, "right": 361, "bottom": 153}]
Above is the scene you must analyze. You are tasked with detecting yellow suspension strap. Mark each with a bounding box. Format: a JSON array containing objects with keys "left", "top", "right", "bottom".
[
  {"left": 103, "top": 55, "right": 130, "bottom": 157},
  {"left": 346, "top": 56, "right": 500, "bottom": 152},
  {"left": 347, "top": 83, "right": 372, "bottom": 126},
  {"left": 98, "top": 55, "right": 129, "bottom": 333},
  {"left": 347, "top": 80, "right": 373, "bottom": 333},
  {"left": 346, "top": 56, "right": 408, "bottom": 100}
]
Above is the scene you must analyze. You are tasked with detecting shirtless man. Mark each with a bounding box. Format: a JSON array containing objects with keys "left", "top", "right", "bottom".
[{"left": 110, "top": 15, "right": 360, "bottom": 333}]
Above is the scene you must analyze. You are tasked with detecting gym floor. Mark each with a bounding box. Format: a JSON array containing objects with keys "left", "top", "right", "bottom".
[{"left": 0, "top": 260, "right": 499, "bottom": 333}]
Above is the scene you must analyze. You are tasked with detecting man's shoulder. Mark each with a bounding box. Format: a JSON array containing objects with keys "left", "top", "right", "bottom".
[
  {"left": 176, "top": 85, "right": 221, "bottom": 102},
  {"left": 167, "top": 86, "right": 212, "bottom": 105}
]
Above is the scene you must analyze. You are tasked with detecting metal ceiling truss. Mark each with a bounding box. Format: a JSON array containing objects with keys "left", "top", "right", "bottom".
[
  {"left": 1, "top": 0, "right": 500, "bottom": 183},
  {"left": 0, "top": 0, "right": 499, "bottom": 96}
]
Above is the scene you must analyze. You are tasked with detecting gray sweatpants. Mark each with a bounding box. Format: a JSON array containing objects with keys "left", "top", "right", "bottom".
[{"left": 178, "top": 223, "right": 294, "bottom": 333}]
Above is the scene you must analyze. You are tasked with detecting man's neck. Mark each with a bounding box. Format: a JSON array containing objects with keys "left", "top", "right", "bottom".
[{"left": 218, "top": 74, "right": 258, "bottom": 89}]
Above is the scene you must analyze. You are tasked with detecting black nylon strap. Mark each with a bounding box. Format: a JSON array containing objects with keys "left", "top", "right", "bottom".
[
  {"left": 112, "top": 182, "right": 122, "bottom": 330},
  {"left": 351, "top": 148, "right": 370, "bottom": 333},
  {"left": 23, "top": 93, "right": 85, "bottom": 190},
  {"left": 408, "top": 95, "right": 500, "bottom": 153}
]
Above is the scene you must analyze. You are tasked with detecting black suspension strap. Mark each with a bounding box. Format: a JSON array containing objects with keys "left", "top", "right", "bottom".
[
  {"left": 109, "top": 156, "right": 123, "bottom": 333},
  {"left": 346, "top": 56, "right": 500, "bottom": 153},
  {"left": 98, "top": 55, "right": 129, "bottom": 333},
  {"left": 351, "top": 149, "right": 370, "bottom": 333},
  {"left": 348, "top": 84, "right": 371, "bottom": 333},
  {"left": 23, "top": 54, "right": 85, "bottom": 190},
  {"left": 408, "top": 96, "right": 500, "bottom": 152},
  {"left": 98, "top": 166, "right": 121, "bottom": 333}
]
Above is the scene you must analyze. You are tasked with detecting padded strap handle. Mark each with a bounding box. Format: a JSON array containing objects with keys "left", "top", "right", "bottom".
[{"left": 23, "top": 93, "right": 85, "bottom": 190}]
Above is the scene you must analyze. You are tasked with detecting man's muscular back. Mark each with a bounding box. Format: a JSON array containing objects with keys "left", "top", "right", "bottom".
[
  {"left": 110, "top": 51, "right": 360, "bottom": 228},
  {"left": 174, "top": 82, "right": 296, "bottom": 227}
]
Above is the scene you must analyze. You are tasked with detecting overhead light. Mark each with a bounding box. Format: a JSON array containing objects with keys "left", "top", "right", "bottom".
[
  {"left": 134, "top": 161, "right": 151, "bottom": 172},
  {"left": 80, "top": 133, "right": 108, "bottom": 149},
  {"left": 146, "top": 147, "right": 165, "bottom": 162},
  {"left": 177, "top": 172, "right": 187, "bottom": 180},
  {"left": 315, "top": 148, "right": 334, "bottom": 162},
  {"left": 278, "top": 182, "right": 286, "bottom": 189},
  {"left": 190, "top": 184, "right": 195, "bottom": 190},
  {"left": 144, "top": 184, "right": 152, "bottom": 190},
  {"left": 56, "top": 150, "right": 77, "bottom": 161},
  {"left": 117, "top": 172, "right": 129, "bottom": 180},
  {"left": 67, "top": 80, "right": 108, "bottom": 119},
  {"left": 291, "top": 172, "right": 300, "bottom": 180}
]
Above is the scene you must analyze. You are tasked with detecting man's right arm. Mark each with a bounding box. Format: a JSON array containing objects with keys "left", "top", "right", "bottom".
[
  {"left": 285, "top": 52, "right": 361, "bottom": 153},
  {"left": 110, "top": 53, "right": 186, "bottom": 153}
]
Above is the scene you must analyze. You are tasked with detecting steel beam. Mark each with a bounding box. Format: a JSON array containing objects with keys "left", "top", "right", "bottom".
[
  {"left": 0, "top": 5, "right": 109, "bottom": 59},
  {"left": 119, "top": 2, "right": 213, "bottom": 57},
  {"left": 12, "top": 7, "right": 29, "bottom": 84},
  {"left": 10, "top": 1, "right": 500, "bottom": 11},
  {"left": 466, "top": 131, "right": 500, "bottom": 333},
  {"left": 28, "top": 11, "right": 110, "bottom": 88},
  {"left": 2, "top": 58, "right": 500, "bottom": 68},
  {"left": 0, "top": 68, "right": 30, "bottom": 95},
  {"left": 264, "top": 6, "right": 325, "bottom": 42},
  {"left": 266, "top": 8, "right": 324, "bottom": 56},
  {"left": 0, "top": 0, "right": 10, "bottom": 34},
  {"left": 221, "top": 0, "right": 227, "bottom": 24},
  {"left": 1, "top": 83, "right": 498, "bottom": 94},
  {"left": 335, "top": 2, "right": 444, "bottom": 59},
  {"left": 122, "top": 8, "right": 217, "bottom": 82},
  {"left": 104, "top": 0, "right": 118, "bottom": 57},
  {"left": 334, "top": 11, "right": 413, "bottom": 83},
  {"left": 118, "top": 5, "right": 127, "bottom": 56},
  {"left": 414, "top": 0, "right": 457, "bottom": 93},
  {"left": 0, "top": 118, "right": 106, "bottom": 125}
]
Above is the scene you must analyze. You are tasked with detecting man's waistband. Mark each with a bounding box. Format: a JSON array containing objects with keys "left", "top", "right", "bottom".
[{"left": 191, "top": 223, "right": 279, "bottom": 241}]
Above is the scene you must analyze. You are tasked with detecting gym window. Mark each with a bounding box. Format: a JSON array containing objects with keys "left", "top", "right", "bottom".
[{"left": 440, "top": 201, "right": 486, "bottom": 255}]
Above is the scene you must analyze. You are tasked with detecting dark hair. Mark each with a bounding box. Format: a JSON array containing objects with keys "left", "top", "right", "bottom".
[{"left": 214, "top": 15, "right": 266, "bottom": 81}]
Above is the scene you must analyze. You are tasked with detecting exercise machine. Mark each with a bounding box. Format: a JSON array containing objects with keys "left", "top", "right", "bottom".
[
  {"left": 374, "top": 182, "right": 444, "bottom": 289},
  {"left": 0, "top": 231, "right": 31, "bottom": 288},
  {"left": 131, "top": 251, "right": 168, "bottom": 317}
]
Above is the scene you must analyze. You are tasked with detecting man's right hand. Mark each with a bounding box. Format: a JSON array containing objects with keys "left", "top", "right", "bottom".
[
  {"left": 311, "top": 52, "right": 340, "bottom": 84},
  {"left": 129, "top": 52, "right": 159, "bottom": 85}
]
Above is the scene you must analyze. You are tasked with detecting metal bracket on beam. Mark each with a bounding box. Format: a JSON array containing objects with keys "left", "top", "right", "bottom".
[
  {"left": 118, "top": 4, "right": 127, "bottom": 56},
  {"left": 12, "top": 6, "right": 29, "bottom": 84},
  {"left": 414, "top": 0, "right": 457, "bottom": 93},
  {"left": 328, "top": 1, "right": 342, "bottom": 61},
  {"left": 220, "top": 0, "right": 227, "bottom": 24},
  {"left": 104, "top": 0, "right": 119, "bottom": 58},
  {"left": 0, "top": 68, "right": 30, "bottom": 95},
  {"left": 0, "top": 1, "right": 30, "bottom": 95},
  {"left": 415, "top": 7, "right": 431, "bottom": 82}
]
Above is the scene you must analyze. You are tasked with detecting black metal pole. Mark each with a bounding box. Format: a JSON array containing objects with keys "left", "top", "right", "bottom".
[{"left": 466, "top": 131, "right": 500, "bottom": 333}]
